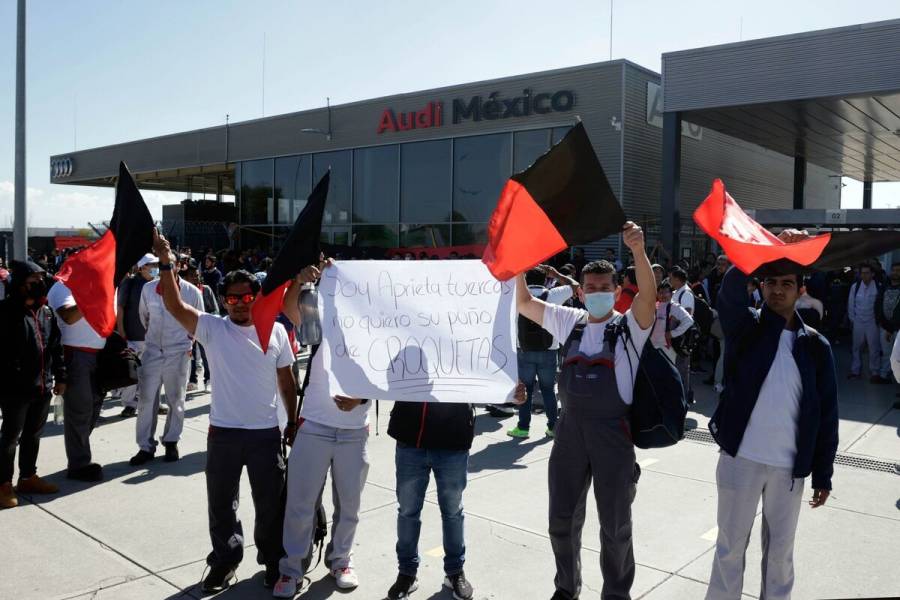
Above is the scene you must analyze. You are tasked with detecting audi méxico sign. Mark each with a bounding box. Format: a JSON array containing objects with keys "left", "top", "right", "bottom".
[{"left": 377, "top": 89, "right": 576, "bottom": 134}]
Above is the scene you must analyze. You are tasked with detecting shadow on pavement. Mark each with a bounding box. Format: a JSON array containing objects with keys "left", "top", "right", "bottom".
[
  {"left": 21, "top": 452, "right": 207, "bottom": 504},
  {"left": 467, "top": 435, "right": 551, "bottom": 473}
]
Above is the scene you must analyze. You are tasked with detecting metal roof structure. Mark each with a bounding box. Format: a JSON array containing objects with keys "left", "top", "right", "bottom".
[{"left": 662, "top": 19, "right": 900, "bottom": 182}]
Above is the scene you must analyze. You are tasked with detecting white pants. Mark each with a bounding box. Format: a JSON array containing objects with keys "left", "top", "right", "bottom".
[
  {"left": 119, "top": 341, "right": 145, "bottom": 409},
  {"left": 135, "top": 346, "right": 190, "bottom": 452},
  {"left": 280, "top": 420, "right": 370, "bottom": 578},
  {"left": 850, "top": 319, "right": 881, "bottom": 376},
  {"left": 707, "top": 454, "right": 804, "bottom": 600},
  {"left": 879, "top": 329, "right": 895, "bottom": 379}
]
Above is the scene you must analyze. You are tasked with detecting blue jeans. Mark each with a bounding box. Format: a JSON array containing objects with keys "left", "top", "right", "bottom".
[
  {"left": 517, "top": 349, "right": 559, "bottom": 430},
  {"left": 395, "top": 444, "right": 468, "bottom": 576}
]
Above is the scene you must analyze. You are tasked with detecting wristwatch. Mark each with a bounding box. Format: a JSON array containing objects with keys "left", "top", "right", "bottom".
[{"left": 159, "top": 263, "right": 174, "bottom": 271}]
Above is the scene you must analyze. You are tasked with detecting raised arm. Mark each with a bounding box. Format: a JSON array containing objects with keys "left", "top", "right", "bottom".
[
  {"left": 623, "top": 222, "right": 655, "bottom": 330},
  {"left": 541, "top": 264, "right": 579, "bottom": 294},
  {"left": 152, "top": 230, "right": 200, "bottom": 336},
  {"left": 516, "top": 273, "right": 547, "bottom": 326},
  {"left": 281, "top": 262, "right": 327, "bottom": 328}
]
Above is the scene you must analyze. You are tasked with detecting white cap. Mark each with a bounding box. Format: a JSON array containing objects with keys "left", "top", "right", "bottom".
[{"left": 137, "top": 253, "right": 159, "bottom": 268}]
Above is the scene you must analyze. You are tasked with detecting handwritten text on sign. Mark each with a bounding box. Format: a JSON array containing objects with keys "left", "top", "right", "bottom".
[{"left": 319, "top": 261, "right": 517, "bottom": 403}]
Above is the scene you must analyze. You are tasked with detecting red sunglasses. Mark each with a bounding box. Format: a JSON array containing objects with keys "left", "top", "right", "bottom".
[{"left": 224, "top": 293, "right": 257, "bottom": 306}]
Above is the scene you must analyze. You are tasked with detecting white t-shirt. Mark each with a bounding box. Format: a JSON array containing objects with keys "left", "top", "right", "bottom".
[
  {"left": 195, "top": 313, "right": 295, "bottom": 429},
  {"left": 301, "top": 349, "right": 371, "bottom": 429},
  {"left": 47, "top": 281, "right": 106, "bottom": 349},
  {"left": 541, "top": 304, "right": 652, "bottom": 405},
  {"left": 674, "top": 285, "right": 695, "bottom": 315},
  {"left": 737, "top": 330, "right": 802, "bottom": 469},
  {"left": 140, "top": 278, "right": 205, "bottom": 351},
  {"left": 651, "top": 301, "right": 694, "bottom": 362},
  {"left": 524, "top": 284, "right": 574, "bottom": 351}
]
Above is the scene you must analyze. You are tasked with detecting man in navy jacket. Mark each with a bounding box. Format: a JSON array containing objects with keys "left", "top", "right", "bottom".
[{"left": 706, "top": 229, "right": 839, "bottom": 600}]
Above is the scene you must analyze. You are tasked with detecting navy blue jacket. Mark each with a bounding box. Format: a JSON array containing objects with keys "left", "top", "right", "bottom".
[{"left": 711, "top": 267, "right": 839, "bottom": 490}]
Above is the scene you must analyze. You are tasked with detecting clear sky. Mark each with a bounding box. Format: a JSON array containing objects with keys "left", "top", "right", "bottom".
[{"left": 1, "top": 0, "right": 898, "bottom": 228}]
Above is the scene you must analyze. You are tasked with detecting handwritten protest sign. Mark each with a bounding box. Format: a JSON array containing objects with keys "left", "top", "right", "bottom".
[{"left": 318, "top": 261, "right": 518, "bottom": 403}]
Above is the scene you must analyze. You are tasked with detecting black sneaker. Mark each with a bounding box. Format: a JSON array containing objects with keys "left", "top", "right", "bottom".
[
  {"left": 163, "top": 442, "right": 180, "bottom": 462},
  {"left": 550, "top": 590, "right": 572, "bottom": 600},
  {"left": 444, "top": 571, "right": 473, "bottom": 600},
  {"left": 263, "top": 563, "right": 280, "bottom": 588},
  {"left": 129, "top": 450, "right": 155, "bottom": 466},
  {"left": 120, "top": 406, "right": 137, "bottom": 418},
  {"left": 202, "top": 563, "right": 237, "bottom": 594},
  {"left": 387, "top": 573, "right": 418, "bottom": 599},
  {"left": 66, "top": 463, "right": 103, "bottom": 482}
]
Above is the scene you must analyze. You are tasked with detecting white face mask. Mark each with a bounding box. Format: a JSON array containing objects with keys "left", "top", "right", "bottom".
[
  {"left": 584, "top": 291, "right": 616, "bottom": 318},
  {"left": 148, "top": 267, "right": 159, "bottom": 278}
]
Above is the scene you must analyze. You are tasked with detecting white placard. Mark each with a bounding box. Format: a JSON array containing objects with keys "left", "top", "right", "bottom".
[{"left": 318, "top": 261, "right": 518, "bottom": 403}]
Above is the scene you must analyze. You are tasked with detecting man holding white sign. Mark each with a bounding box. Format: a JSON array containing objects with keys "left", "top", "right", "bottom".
[{"left": 516, "top": 222, "right": 656, "bottom": 600}]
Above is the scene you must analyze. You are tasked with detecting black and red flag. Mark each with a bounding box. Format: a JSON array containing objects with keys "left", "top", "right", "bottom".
[
  {"left": 482, "top": 122, "right": 626, "bottom": 280},
  {"left": 251, "top": 171, "right": 330, "bottom": 353},
  {"left": 54, "top": 162, "right": 154, "bottom": 337},
  {"left": 694, "top": 178, "right": 900, "bottom": 275}
]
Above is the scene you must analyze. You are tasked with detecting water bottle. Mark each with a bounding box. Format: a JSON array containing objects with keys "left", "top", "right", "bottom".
[{"left": 53, "top": 394, "right": 65, "bottom": 425}]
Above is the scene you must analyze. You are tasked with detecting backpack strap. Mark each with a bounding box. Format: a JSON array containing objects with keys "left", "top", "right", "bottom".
[{"left": 665, "top": 302, "right": 672, "bottom": 333}]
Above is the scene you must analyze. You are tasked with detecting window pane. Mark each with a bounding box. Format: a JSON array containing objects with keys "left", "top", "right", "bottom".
[
  {"left": 313, "top": 151, "right": 352, "bottom": 226},
  {"left": 452, "top": 223, "right": 489, "bottom": 247},
  {"left": 274, "top": 155, "right": 312, "bottom": 223},
  {"left": 513, "top": 129, "right": 551, "bottom": 172},
  {"left": 399, "top": 224, "right": 451, "bottom": 248},
  {"left": 353, "top": 145, "right": 398, "bottom": 223},
  {"left": 240, "top": 159, "right": 273, "bottom": 225},
  {"left": 552, "top": 126, "right": 572, "bottom": 145},
  {"left": 401, "top": 140, "right": 451, "bottom": 223},
  {"left": 353, "top": 225, "right": 398, "bottom": 248},
  {"left": 452, "top": 134, "right": 511, "bottom": 222}
]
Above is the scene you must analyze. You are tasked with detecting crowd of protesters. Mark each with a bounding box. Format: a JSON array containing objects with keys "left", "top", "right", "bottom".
[{"left": 1, "top": 224, "right": 899, "bottom": 600}]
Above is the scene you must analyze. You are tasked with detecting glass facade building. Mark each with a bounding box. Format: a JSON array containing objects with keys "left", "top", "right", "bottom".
[{"left": 235, "top": 126, "right": 571, "bottom": 252}]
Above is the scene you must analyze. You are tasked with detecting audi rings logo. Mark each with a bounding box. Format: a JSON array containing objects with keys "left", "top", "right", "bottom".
[{"left": 51, "top": 158, "right": 74, "bottom": 178}]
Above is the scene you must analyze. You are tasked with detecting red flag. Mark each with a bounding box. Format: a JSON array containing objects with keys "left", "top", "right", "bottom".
[
  {"left": 693, "top": 179, "right": 900, "bottom": 276},
  {"left": 693, "top": 179, "right": 830, "bottom": 274},
  {"left": 55, "top": 163, "right": 154, "bottom": 337},
  {"left": 251, "top": 172, "right": 330, "bottom": 352},
  {"left": 482, "top": 122, "right": 625, "bottom": 280}
]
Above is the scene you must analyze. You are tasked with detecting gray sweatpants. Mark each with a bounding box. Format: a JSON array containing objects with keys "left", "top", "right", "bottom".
[
  {"left": 706, "top": 453, "right": 805, "bottom": 600},
  {"left": 63, "top": 349, "right": 104, "bottom": 470},
  {"left": 280, "top": 420, "right": 369, "bottom": 578},
  {"left": 136, "top": 346, "right": 190, "bottom": 452}
]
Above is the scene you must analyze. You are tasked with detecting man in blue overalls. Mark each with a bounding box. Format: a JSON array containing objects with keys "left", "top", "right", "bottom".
[{"left": 516, "top": 222, "right": 657, "bottom": 600}]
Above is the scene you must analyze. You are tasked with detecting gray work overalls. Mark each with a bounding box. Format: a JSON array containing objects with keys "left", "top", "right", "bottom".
[{"left": 548, "top": 318, "right": 640, "bottom": 600}]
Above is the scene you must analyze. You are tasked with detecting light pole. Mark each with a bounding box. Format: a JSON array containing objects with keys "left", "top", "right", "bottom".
[{"left": 14, "top": 0, "right": 26, "bottom": 259}]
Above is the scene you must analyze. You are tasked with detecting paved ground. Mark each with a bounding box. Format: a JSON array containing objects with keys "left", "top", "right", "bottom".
[{"left": 2, "top": 348, "right": 898, "bottom": 600}]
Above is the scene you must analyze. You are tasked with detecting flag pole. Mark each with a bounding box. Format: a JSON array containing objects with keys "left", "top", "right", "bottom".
[{"left": 14, "top": 0, "right": 27, "bottom": 260}]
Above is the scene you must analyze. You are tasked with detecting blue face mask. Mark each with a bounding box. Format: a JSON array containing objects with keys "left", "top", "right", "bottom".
[
  {"left": 149, "top": 268, "right": 160, "bottom": 278},
  {"left": 584, "top": 291, "right": 616, "bottom": 319}
]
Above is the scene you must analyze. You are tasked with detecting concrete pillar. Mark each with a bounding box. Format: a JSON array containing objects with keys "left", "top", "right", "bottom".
[
  {"left": 793, "top": 155, "right": 806, "bottom": 209},
  {"left": 661, "top": 111, "right": 682, "bottom": 259},
  {"left": 862, "top": 180, "right": 873, "bottom": 209}
]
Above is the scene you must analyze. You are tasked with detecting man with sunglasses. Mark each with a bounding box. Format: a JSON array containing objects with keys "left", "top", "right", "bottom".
[
  {"left": 129, "top": 253, "right": 204, "bottom": 466},
  {"left": 151, "top": 231, "right": 300, "bottom": 593}
]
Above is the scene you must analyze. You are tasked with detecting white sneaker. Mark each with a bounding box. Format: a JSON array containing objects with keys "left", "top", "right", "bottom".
[
  {"left": 330, "top": 567, "right": 359, "bottom": 589},
  {"left": 272, "top": 575, "right": 299, "bottom": 598}
]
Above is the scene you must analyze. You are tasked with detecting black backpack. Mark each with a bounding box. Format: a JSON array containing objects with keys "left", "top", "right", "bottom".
[
  {"left": 682, "top": 290, "right": 714, "bottom": 337},
  {"left": 666, "top": 302, "right": 701, "bottom": 358},
  {"left": 518, "top": 290, "right": 554, "bottom": 351},
  {"left": 611, "top": 316, "right": 688, "bottom": 449}
]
